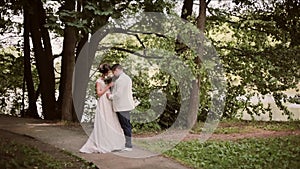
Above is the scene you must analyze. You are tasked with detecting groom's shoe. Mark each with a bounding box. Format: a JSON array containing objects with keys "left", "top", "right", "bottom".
[{"left": 123, "top": 147, "right": 133, "bottom": 152}]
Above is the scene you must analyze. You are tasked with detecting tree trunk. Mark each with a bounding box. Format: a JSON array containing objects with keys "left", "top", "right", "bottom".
[
  {"left": 185, "top": 0, "right": 206, "bottom": 127},
  {"left": 23, "top": 3, "right": 39, "bottom": 118},
  {"left": 60, "top": 0, "right": 77, "bottom": 121},
  {"left": 197, "top": 0, "right": 206, "bottom": 32},
  {"left": 181, "top": 0, "right": 193, "bottom": 19},
  {"left": 76, "top": 34, "right": 88, "bottom": 61},
  {"left": 177, "top": 0, "right": 206, "bottom": 128},
  {"left": 59, "top": 0, "right": 89, "bottom": 122},
  {"left": 27, "top": 0, "right": 58, "bottom": 120},
  {"left": 75, "top": 0, "right": 89, "bottom": 61},
  {"left": 178, "top": 0, "right": 199, "bottom": 128}
]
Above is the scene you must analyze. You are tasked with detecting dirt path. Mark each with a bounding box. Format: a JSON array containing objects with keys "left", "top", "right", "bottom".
[
  {"left": 0, "top": 115, "right": 189, "bottom": 169},
  {"left": 184, "top": 129, "right": 300, "bottom": 141}
]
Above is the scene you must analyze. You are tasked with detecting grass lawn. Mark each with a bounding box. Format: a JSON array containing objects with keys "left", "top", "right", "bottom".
[
  {"left": 164, "top": 135, "right": 300, "bottom": 169},
  {"left": 0, "top": 130, "right": 98, "bottom": 169},
  {"left": 133, "top": 119, "right": 300, "bottom": 169}
]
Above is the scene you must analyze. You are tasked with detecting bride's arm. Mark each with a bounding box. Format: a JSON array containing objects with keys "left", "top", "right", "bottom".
[{"left": 96, "top": 82, "right": 112, "bottom": 97}]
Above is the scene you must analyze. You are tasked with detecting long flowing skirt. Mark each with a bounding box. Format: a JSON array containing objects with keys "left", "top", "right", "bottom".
[{"left": 80, "top": 94, "right": 125, "bottom": 153}]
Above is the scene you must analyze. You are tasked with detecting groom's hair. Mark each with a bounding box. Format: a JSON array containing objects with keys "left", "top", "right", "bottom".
[{"left": 111, "top": 64, "right": 122, "bottom": 71}]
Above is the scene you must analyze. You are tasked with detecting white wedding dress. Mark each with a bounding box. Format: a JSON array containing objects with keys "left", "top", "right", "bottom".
[{"left": 80, "top": 78, "right": 125, "bottom": 153}]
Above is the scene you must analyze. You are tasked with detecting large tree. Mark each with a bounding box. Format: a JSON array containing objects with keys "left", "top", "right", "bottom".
[
  {"left": 207, "top": 0, "right": 300, "bottom": 118},
  {"left": 26, "top": 0, "right": 58, "bottom": 120},
  {"left": 23, "top": 1, "right": 39, "bottom": 118},
  {"left": 59, "top": 0, "right": 77, "bottom": 121}
]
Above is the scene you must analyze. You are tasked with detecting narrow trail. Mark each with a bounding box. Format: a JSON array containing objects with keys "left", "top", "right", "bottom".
[
  {"left": 184, "top": 129, "right": 300, "bottom": 141},
  {"left": 0, "top": 115, "right": 189, "bottom": 169}
]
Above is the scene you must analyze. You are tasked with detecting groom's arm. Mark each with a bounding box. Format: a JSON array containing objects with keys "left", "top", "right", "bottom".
[{"left": 108, "top": 78, "right": 123, "bottom": 100}]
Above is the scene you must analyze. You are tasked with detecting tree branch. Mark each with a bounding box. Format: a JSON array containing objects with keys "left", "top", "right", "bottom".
[
  {"left": 110, "top": 27, "right": 167, "bottom": 38},
  {"left": 53, "top": 53, "right": 62, "bottom": 59},
  {"left": 98, "top": 46, "right": 163, "bottom": 59},
  {"left": 134, "top": 34, "right": 146, "bottom": 49},
  {"left": 206, "top": 0, "right": 212, "bottom": 6}
]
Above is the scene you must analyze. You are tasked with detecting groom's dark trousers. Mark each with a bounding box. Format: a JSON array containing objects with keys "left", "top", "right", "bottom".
[{"left": 117, "top": 111, "right": 132, "bottom": 148}]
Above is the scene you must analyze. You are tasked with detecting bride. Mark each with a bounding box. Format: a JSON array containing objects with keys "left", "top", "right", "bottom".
[{"left": 80, "top": 63, "right": 125, "bottom": 153}]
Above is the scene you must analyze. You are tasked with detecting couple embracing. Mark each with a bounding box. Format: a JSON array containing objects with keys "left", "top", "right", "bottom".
[{"left": 80, "top": 64, "right": 135, "bottom": 153}]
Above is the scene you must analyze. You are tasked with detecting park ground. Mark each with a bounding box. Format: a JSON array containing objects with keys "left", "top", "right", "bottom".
[{"left": 0, "top": 114, "right": 300, "bottom": 169}]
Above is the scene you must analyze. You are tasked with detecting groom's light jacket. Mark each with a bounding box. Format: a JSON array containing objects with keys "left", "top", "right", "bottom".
[{"left": 109, "top": 72, "right": 135, "bottom": 112}]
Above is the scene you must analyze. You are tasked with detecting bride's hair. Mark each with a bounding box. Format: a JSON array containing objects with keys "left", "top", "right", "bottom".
[{"left": 98, "top": 63, "right": 111, "bottom": 74}]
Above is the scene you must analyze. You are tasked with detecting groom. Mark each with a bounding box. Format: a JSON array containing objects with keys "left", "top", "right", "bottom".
[{"left": 107, "top": 64, "right": 135, "bottom": 151}]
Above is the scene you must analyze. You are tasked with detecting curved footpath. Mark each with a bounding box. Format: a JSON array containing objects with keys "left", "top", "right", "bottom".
[{"left": 0, "top": 115, "right": 189, "bottom": 169}]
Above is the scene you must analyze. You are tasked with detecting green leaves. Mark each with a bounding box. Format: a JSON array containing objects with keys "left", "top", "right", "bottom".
[
  {"left": 0, "top": 48, "right": 24, "bottom": 115},
  {"left": 207, "top": 0, "right": 300, "bottom": 119},
  {"left": 84, "top": 2, "right": 113, "bottom": 16}
]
